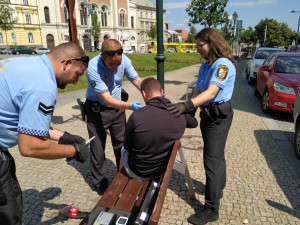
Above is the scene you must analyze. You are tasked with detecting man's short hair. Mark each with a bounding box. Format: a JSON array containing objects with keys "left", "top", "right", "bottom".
[
  {"left": 141, "top": 77, "right": 162, "bottom": 94},
  {"left": 50, "top": 42, "right": 86, "bottom": 61},
  {"left": 101, "top": 39, "right": 122, "bottom": 52}
]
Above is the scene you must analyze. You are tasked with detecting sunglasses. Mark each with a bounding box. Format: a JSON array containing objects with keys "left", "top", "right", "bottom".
[
  {"left": 103, "top": 49, "right": 123, "bottom": 56},
  {"left": 61, "top": 56, "right": 90, "bottom": 64},
  {"left": 197, "top": 42, "right": 208, "bottom": 48}
]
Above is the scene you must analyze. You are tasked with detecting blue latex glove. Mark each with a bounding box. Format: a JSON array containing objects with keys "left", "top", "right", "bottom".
[{"left": 130, "top": 101, "right": 142, "bottom": 111}]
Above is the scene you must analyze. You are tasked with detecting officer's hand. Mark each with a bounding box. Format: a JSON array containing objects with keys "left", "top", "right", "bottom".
[
  {"left": 167, "top": 100, "right": 194, "bottom": 118},
  {"left": 58, "top": 132, "right": 86, "bottom": 145},
  {"left": 67, "top": 143, "right": 89, "bottom": 163},
  {"left": 130, "top": 101, "right": 142, "bottom": 111}
]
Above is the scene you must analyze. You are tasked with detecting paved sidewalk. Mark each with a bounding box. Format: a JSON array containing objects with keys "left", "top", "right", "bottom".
[{"left": 10, "top": 60, "right": 300, "bottom": 224}]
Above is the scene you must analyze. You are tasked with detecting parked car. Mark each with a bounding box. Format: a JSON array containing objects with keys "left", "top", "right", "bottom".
[
  {"left": 254, "top": 52, "right": 300, "bottom": 114},
  {"left": 246, "top": 47, "right": 285, "bottom": 85},
  {"left": 293, "top": 93, "right": 300, "bottom": 159},
  {"left": 1, "top": 48, "right": 13, "bottom": 54},
  {"left": 124, "top": 49, "right": 134, "bottom": 54},
  {"left": 12, "top": 46, "right": 37, "bottom": 55},
  {"left": 36, "top": 47, "right": 50, "bottom": 54}
]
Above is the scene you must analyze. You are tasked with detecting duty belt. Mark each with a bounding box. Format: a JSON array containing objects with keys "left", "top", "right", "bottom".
[{"left": 85, "top": 99, "right": 114, "bottom": 113}]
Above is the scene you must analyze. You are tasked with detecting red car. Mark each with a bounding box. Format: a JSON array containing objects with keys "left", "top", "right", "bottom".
[{"left": 254, "top": 52, "right": 300, "bottom": 113}]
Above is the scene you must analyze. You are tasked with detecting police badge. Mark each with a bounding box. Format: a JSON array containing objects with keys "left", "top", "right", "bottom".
[{"left": 216, "top": 65, "right": 229, "bottom": 81}]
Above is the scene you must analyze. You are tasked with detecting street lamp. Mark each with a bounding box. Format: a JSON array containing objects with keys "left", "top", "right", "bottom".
[{"left": 291, "top": 10, "right": 300, "bottom": 52}]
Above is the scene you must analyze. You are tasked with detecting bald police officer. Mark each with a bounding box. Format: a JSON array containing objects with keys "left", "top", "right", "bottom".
[
  {"left": 0, "top": 42, "right": 90, "bottom": 225},
  {"left": 83, "top": 39, "right": 142, "bottom": 194}
]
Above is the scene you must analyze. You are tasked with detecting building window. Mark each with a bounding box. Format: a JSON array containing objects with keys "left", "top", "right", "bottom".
[
  {"left": 150, "top": 13, "right": 152, "bottom": 19},
  {"left": 44, "top": 7, "right": 50, "bottom": 23},
  {"left": 0, "top": 33, "right": 3, "bottom": 43},
  {"left": 6, "top": 0, "right": 10, "bottom": 3},
  {"left": 11, "top": 32, "right": 16, "bottom": 43},
  {"left": 145, "top": 12, "right": 148, "bottom": 18},
  {"left": 131, "top": 16, "right": 134, "bottom": 28},
  {"left": 104, "top": 35, "right": 109, "bottom": 40},
  {"left": 25, "top": 14, "right": 31, "bottom": 24},
  {"left": 9, "top": 13, "right": 13, "bottom": 22},
  {"left": 28, "top": 33, "right": 34, "bottom": 43},
  {"left": 101, "top": 6, "right": 107, "bottom": 27},
  {"left": 80, "top": 4, "right": 87, "bottom": 25},
  {"left": 120, "top": 10, "right": 125, "bottom": 27},
  {"left": 140, "top": 12, "right": 143, "bottom": 18},
  {"left": 23, "top": 0, "right": 28, "bottom": 5},
  {"left": 64, "top": 7, "right": 69, "bottom": 23},
  {"left": 141, "top": 32, "right": 144, "bottom": 41},
  {"left": 146, "top": 22, "right": 149, "bottom": 29}
]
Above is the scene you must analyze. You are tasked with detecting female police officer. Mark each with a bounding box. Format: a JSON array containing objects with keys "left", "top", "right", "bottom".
[{"left": 168, "top": 28, "right": 236, "bottom": 224}]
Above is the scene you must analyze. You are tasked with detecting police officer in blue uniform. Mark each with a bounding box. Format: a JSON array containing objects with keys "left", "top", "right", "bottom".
[
  {"left": 168, "top": 28, "right": 236, "bottom": 224},
  {"left": 83, "top": 39, "right": 142, "bottom": 194},
  {"left": 0, "top": 42, "right": 90, "bottom": 225}
]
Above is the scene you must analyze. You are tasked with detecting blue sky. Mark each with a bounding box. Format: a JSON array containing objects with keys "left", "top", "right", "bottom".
[{"left": 149, "top": 0, "right": 300, "bottom": 32}]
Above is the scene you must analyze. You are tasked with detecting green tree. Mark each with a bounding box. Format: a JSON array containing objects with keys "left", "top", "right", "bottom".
[
  {"left": 91, "top": 13, "right": 100, "bottom": 39},
  {"left": 187, "top": 25, "right": 197, "bottom": 43},
  {"left": 0, "top": 0, "right": 17, "bottom": 46},
  {"left": 241, "top": 26, "right": 255, "bottom": 46},
  {"left": 186, "top": 0, "right": 229, "bottom": 28},
  {"left": 254, "top": 19, "right": 295, "bottom": 47},
  {"left": 147, "top": 24, "right": 157, "bottom": 41}
]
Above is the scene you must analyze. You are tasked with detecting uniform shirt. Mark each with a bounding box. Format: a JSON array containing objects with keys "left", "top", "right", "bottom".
[
  {"left": 0, "top": 55, "right": 57, "bottom": 148},
  {"left": 195, "top": 58, "right": 236, "bottom": 106},
  {"left": 85, "top": 54, "right": 139, "bottom": 106},
  {"left": 124, "top": 97, "right": 198, "bottom": 179}
]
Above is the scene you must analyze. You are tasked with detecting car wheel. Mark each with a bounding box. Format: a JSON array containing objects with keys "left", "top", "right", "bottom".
[
  {"left": 31, "top": 51, "right": 36, "bottom": 55},
  {"left": 16, "top": 52, "right": 20, "bottom": 55},
  {"left": 294, "top": 122, "right": 300, "bottom": 159},
  {"left": 262, "top": 89, "right": 270, "bottom": 113}
]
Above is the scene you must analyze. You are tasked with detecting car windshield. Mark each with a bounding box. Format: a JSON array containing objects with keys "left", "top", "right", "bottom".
[
  {"left": 255, "top": 49, "right": 284, "bottom": 59},
  {"left": 274, "top": 56, "right": 300, "bottom": 74}
]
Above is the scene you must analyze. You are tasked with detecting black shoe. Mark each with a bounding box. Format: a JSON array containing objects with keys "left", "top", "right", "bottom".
[
  {"left": 187, "top": 205, "right": 219, "bottom": 225},
  {"left": 94, "top": 178, "right": 108, "bottom": 195}
]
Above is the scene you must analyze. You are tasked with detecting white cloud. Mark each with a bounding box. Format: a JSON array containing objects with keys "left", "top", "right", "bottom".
[
  {"left": 166, "top": 11, "right": 171, "bottom": 14},
  {"left": 229, "top": 0, "right": 277, "bottom": 7},
  {"left": 176, "top": 23, "right": 185, "bottom": 28},
  {"left": 164, "top": 2, "right": 190, "bottom": 9}
]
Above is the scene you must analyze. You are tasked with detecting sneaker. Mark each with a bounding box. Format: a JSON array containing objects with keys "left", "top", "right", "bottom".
[
  {"left": 94, "top": 178, "right": 108, "bottom": 195},
  {"left": 187, "top": 205, "right": 219, "bottom": 225}
]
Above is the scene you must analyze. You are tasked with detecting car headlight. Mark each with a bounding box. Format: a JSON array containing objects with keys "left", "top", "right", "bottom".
[{"left": 273, "top": 82, "right": 295, "bottom": 95}]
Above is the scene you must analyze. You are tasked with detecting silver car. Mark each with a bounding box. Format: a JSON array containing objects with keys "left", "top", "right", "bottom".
[{"left": 293, "top": 93, "right": 300, "bottom": 159}]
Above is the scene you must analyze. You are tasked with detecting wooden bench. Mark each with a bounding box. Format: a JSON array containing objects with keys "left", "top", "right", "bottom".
[
  {"left": 80, "top": 140, "right": 195, "bottom": 225},
  {"left": 186, "top": 81, "right": 197, "bottom": 100}
]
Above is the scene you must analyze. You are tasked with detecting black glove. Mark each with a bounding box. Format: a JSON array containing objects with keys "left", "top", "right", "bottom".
[
  {"left": 167, "top": 100, "right": 194, "bottom": 118},
  {"left": 58, "top": 132, "right": 86, "bottom": 145},
  {"left": 67, "top": 143, "right": 89, "bottom": 163}
]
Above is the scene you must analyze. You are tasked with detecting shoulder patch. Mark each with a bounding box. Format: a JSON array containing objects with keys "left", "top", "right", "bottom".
[
  {"left": 216, "top": 65, "right": 229, "bottom": 81},
  {"left": 38, "top": 102, "right": 54, "bottom": 115}
]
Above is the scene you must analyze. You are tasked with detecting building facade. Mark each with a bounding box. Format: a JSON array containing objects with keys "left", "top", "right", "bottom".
[
  {"left": 37, "top": 0, "right": 168, "bottom": 53},
  {"left": 0, "top": 0, "right": 42, "bottom": 49}
]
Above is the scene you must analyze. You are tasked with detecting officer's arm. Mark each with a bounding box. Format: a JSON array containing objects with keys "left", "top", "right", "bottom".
[
  {"left": 191, "top": 89, "right": 201, "bottom": 98},
  {"left": 191, "top": 84, "right": 219, "bottom": 108},
  {"left": 18, "top": 133, "right": 76, "bottom": 159},
  {"left": 98, "top": 92, "right": 131, "bottom": 110},
  {"left": 48, "top": 127, "right": 64, "bottom": 141},
  {"left": 131, "top": 77, "right": 142, "bottom": 91}
]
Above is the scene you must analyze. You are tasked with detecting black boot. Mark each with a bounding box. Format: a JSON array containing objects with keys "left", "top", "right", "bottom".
[{"left": 188, "top": 205, "right": 219, "bottom": 225}]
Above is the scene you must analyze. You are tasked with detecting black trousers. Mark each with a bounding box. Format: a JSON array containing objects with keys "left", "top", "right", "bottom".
[
  {"left": 0, "top": 149, "right": 23, "bottom": 225},
  {"left": 200, "top": 108, "right": 233, "bottom": 210},
  {"left": 87, "top": 108, "right": 126, "bottom": 189}
]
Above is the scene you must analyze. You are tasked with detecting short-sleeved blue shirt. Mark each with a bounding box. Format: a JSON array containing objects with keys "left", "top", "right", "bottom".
[
  {"left": 0, "top": 55, "right": 57, "bottom": 148},
  {"left": 85, "top": 54, "right": 139, "bottom": 106},
  {"left": 195, "top": 58, "right": 236, "bottom": 106}
]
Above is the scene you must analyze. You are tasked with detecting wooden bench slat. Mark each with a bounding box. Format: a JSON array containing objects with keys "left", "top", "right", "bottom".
[
  {"left": 149, "top": 140, "right": 180, "bottom": 225},
  {"left": 134, "top": 180, "right": 150, "bottom": 208},
  {"left": 114, "top": 179, "right": 144, "bottom": 212},
  {"left": 94, "top": 172, "right": 129, "bottom": 209}
]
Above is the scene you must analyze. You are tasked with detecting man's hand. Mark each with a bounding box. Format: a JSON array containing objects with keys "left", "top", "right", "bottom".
[
  {"left": 58, "top": 132, "right": 86, "bottom": 145},
  {"left": 67, "top": 143, "right": 89, "bottom": 163},
  {"left": 167, "top": 100, "right": 194, "bottom": 118},
  {"left": 130, "top": 101, "right": 142, "bottom": 111}
]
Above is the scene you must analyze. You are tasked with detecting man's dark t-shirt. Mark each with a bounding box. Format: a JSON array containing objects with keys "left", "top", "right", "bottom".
[{"left": 124, "top": 97, "right": 198, "bottom": 179}]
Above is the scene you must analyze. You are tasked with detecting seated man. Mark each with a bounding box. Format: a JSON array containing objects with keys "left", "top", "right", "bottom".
[{"left": 122, "top": 77, "right": 198, "bottom": 180}]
